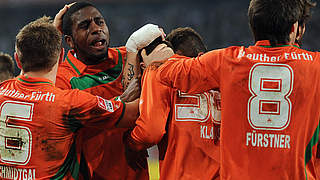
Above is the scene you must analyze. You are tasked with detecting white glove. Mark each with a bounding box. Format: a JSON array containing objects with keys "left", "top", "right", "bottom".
[{"left": 126, "top": 24, "right": 163, "bottom": 52}]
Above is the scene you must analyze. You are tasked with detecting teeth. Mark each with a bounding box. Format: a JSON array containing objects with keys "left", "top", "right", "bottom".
[{"left": 94, "top": 41, "right": 103, "bottom": 46}]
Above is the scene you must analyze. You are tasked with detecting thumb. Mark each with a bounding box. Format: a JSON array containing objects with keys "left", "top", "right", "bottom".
[{"left": 141, "top": 49, "right": 147, "bottom": 59}]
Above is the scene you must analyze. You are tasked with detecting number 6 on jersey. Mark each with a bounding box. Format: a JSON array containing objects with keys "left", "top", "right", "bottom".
[
  {"left": 0, "top": 101, "right": 33, "bottom": 165},
  {"left": 248, "top": 63, "right": 294, "bottom": 130}
]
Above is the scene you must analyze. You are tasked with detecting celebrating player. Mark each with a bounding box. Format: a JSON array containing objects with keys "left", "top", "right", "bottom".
[
  {"left": 124, "top": 27, "right": 221, "bottom": 179},
  {"left": 148, "top": 0, "right": 319, "bottom": 179},
  {"left": 53, "top": 2, "right": 164, "bottom": 179},
  {"left": 0, "top": 16, "right": 139, "bottom": 179}
]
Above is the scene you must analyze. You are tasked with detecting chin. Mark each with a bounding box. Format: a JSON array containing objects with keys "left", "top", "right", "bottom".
[{"left": 94, "top": 50, "right": 108, "bottom": 61}]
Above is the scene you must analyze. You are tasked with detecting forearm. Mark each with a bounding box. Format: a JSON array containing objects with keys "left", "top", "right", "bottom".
[
  {"left": 122, "top": 52, "right": 141, "bottom": 90},
  {"left": 116, "top": 98, "right": 139, "bottom": 128}
]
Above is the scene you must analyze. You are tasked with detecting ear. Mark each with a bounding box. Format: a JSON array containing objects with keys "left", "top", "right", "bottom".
[
  {"left": 64, "top": 35, "right": 75, "bottom": 49},
  {"left": 140, "top": 62, "right": 146, "bottom": 71},
  {"left": 290, "top": 24, "right": 295, "bottom": 33},
  {"left": 14, "top": 52, "right": 22, "bottom": 69},
  {"left": 296, "top": 24, "right": 306, "bottom": 42},
  {"left": 59, "top": 48, "right": 65, "bottom": 64}
]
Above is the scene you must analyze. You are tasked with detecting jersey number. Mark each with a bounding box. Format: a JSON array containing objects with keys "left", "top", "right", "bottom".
[
  {"left": 175, "top": 90, "right": 221, "bottom": 124},
  {"left": 248, "top": 63, "right": 293, "bottom": 130},
  {"left": 0, "top": 101, "right": 33, "bottom": 165}
]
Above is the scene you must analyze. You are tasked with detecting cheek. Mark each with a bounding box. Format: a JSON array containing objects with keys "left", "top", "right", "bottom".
[{"left": 73, "top": 34, "right": 88, "bottom": 47}]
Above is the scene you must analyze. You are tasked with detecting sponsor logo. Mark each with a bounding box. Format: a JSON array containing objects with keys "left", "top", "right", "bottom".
[{"left": 97, "top": 97, "right": 114, "bottom": 112}]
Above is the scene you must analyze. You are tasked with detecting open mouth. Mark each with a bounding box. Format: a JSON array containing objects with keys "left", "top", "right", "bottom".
[{"left": 90, "top": 39, "right": 106, "bottom": 49}]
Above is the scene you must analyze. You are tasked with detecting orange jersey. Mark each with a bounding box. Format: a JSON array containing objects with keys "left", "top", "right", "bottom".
[
  {"left": 0, "top": 75, "right": 124, "bottom": 179},
  {"left": 130, "top": 55, "right": 220, "bottom": 180},
  {"left": 56, "top": 47, "right": 149, "bottom": 179},
  {"left": 157, "top": 40, "right": 320, "bottom": 180}
]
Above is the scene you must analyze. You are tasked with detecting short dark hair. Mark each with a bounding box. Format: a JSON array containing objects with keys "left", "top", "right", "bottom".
[
  {"left": 0, "top": 52, "right": 14, "bottom": 82},
  {"left": 299, "top": 0, "right": 316, "bottom": 25},
  {"left": 16, "top": 16, "right": 62, "bottom": 72},
  {"left": 248, "top": 0, "right": 304, "bottom": 46},
  {"left": 62, "top": 1, "right": 95, "bottom": 36},
  {"left": 166, "top": 27, "right": 207, "bottom": 57}
]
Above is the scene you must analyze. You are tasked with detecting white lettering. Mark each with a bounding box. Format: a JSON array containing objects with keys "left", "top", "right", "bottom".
[
  {"left": 1, "top": 88, "right": 55, "bottom": 102},
  {"left": 242, "top": 52, "right": 313, "bottom": 62},
  {"left": 285, "top": 135, "right": 290, "bottom": 148},
  {"left": 0, "top": 166, "right": 35, "bottom": 180},
  {"left": 245, "top": 131, "right": 290, "bottom": 149},
  {"left": 200, "top": 125, "right": 205, "bottom": 138}
]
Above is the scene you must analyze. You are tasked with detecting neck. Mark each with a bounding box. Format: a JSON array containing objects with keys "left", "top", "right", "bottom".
[
  {"left": 74, "top": 50, "right": 108, "bottom": 65},
  {"left": 22, "top": 61, "right": 58, "bottom": 84},
  {"left": 23, "top": 70, "right": 56, "bottom": 84}
]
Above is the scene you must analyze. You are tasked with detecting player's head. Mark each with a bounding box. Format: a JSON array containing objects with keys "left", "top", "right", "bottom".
[
  {"left": 166, "top": 27, "right": 207, "bottom": 57},
  {"left": 248, "top": 0, "right": 306, "bottom": 46},
  {"left": 62, "top": 1, "right": 110, "bottom": 64},
  {"left": 15, "top": 16, "right": 63, "bottom": 73},
  {"left": 296, "top": 0, "right": 316, "bottom": 45},
  {"left": 0, "top": 52, "right": 14, "bottom": 82}
]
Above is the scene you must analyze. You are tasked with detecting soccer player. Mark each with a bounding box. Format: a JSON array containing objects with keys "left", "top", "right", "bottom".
[
  {"left": 149, "top": 0, "right": 320, "bottom": 179},
  {"left": 0, "top": 16, "right": 139, "bottom": 179},
  {"left": 124, "top": 27, "right": 221, "bottom": 179},
  {"left": 53, "top": 2, "right": 163, "bottom": 179},
  {"left": 0, "top": 52, "right": 14, "bottom": 82}
]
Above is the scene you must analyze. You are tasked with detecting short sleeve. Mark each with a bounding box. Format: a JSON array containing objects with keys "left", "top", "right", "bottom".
[{"left": 128, "top": 66, "right": 171, "bottom": 151}]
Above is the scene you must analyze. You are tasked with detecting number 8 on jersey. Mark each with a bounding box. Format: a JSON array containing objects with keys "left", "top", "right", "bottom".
[{"left": 248, "top": 63, "right": 294, "bottom": 131}]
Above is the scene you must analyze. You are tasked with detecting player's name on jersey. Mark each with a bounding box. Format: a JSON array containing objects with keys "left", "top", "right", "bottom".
[
  {"left": 246, "top": 130, "right": 290, "bottom": 149},
  {"left": 0, "top": 88, "right": 55, "bottom": 102},
  {"left": 0, "top": 165, "right": 35, "bottom": 180},
  {"left": 238, "top": 51, "right": 314, "bottom": 62},
  {"left": 200, "top": 125, "right": 214, "bottom": 140}
]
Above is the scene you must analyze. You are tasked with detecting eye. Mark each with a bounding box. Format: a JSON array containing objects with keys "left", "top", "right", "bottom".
[
  {"left": 95, "top": 18, "right": 105, "bottom": 26},
  {"left": 79, "top": 22, "right": 89, "bottom": 29}
]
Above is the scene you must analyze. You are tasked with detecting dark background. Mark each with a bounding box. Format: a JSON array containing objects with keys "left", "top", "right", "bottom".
[{"left": 0, "top": 0, "right": 319, "bottom": 75}]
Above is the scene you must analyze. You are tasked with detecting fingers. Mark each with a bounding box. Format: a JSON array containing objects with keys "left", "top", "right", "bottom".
[
  {"left": 159, "top": 28, "right": 166, "bottom": 40},
  {"left": 141, "top": 49, "right": 147, "bottom": 59},
  {"left": 53, "top": 2, "right": 75, "bottom": 33},
  {"left": 154, "top": 43, "right": 168, "bottom": 51}
]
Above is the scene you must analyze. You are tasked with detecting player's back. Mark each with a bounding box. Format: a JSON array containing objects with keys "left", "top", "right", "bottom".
[
  {"left": 0, "top": 75, "right": 121, "bottom": 179},
  {"left": 159, "top": 87, "right": 221, "bottom": 180},
  {"left": 219, "top": 41, "right": 320, "bottom": 179},
  {"left": 157, "top": 40, "right": 320, "bottom": 179}
]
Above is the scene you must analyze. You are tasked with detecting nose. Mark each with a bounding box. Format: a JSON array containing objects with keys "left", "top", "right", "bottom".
[{"left": 90, "top": 21, "right": 103, "bottom": 35}]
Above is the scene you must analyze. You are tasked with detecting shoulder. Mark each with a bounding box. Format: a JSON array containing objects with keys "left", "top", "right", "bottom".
[
  {"left": 55, "top": 88, "right": 96, "bottom": 104},
  {"left": 109, "top": 46, "right": 127, "bottom": 57},
  {"left": 107, "top": 46, "right": 127, "bottom": 64}
]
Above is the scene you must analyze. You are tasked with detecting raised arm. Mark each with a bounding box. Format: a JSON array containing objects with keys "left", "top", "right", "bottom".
[
  {"left": 156, "top": 49, "right": 223, "bottom": 94},
  {"left": 122, "top": 24, "right": 165, "bottom": 90},
  {"left": 125, "top": 67, "right": 171, "bottom": 151}
]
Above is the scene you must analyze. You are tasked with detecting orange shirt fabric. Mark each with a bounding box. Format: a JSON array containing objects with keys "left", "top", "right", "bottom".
[
  {"left": 0, "top": 75, "right": 124, "bottom": 179},
  {"left": 56, "top": 47, "right": 149, "bottom": 179},
  {"left": 129, "top": 54, "right": 220, "bottom": 180},
  {"left": 157, "top": 40, "right": 320, "bottom": 180}
]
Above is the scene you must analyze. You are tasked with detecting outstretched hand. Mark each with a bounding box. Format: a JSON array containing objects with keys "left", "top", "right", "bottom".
[
  {"left": 53, "top": 3, "right": 75, "bottom": 34},
  {"left": 141, "top": 43, "right": 174, "bottom": 67}
]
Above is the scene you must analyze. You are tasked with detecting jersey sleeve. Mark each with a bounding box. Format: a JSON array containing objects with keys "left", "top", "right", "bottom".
[
  {"left": 115, "top": 46, "right": 127, "bottom": 65},
  {"left": 157, "top": 49, "right": 224, "bottom": 94},
  {"left": 127, "top": 66, "right": 171, "bottom": 151},
  {"left": 65, "top": 90, "right": 125, "bottom": 131}
]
